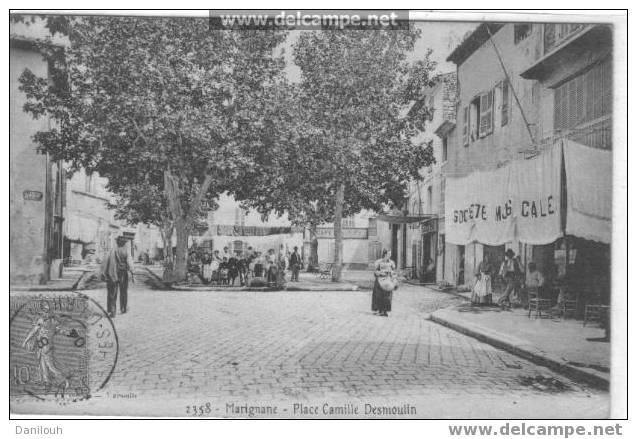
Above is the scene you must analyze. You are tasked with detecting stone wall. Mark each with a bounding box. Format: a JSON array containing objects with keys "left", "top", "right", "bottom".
[{"left": 10, "top": 45, "right": 50, "bottom": 284}]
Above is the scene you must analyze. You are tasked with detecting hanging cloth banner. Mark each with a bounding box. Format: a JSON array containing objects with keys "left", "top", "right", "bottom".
[
  {"left": 445, "top": 143, "right": 563, "bottom": 246},
  {"left": 209, "top": 225, "right": 303, "bottom": 237},
  {"left": 563, "top": 140, "right": 612, "bottom": 244}
]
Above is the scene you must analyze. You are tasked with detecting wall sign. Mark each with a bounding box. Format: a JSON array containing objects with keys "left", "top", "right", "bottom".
[
  {"left": 316, "top": 228, "right": 368, "bottom": 239},
  {"left": 421, "top": 220, "right": 437, "bottom": 234},
  {"left": 23, "top": 190, "right": 43, "bottom": 201},
  {"left": 445, "top": 144, "right": 562, "bottom": 246}
]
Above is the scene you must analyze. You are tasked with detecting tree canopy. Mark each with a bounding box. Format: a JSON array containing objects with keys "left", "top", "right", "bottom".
[
  {"left": 235, "top": 29, "right": 437, "bottom": 280},
  {"left": 18, "top": 16, "right": 288, "bottom": 280}
]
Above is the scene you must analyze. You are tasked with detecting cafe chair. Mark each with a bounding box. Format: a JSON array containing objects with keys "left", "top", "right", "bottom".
[{"left": 527, "top": 286, "right": 551, "bottom": 318}]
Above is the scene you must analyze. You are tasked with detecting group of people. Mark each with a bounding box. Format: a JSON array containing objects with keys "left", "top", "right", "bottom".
[
  {"left": 188, "top": 246, "right": 247, "bottom": 286},
  {"left": 187, "top": 245, "right": 304, "bottom": 288},
  {"left": 471, "top": 248, "right": 549, "bottom": 309}
]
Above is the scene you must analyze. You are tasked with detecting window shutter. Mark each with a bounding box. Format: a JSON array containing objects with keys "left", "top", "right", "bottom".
[
  {"left": 501, "top": 81, "right": 509, "bottom": 126},
  {"left": 600, "top": 58, "right": 612, "bottom": 117},
  {"left": 479, "top": 91, "right": 494, "bottom": 137},
  {"left": 462, "top": 106, "right": 469, "bottom": 146},
  {"left": 554, "top": 84, "right": 567, "bottom": 130}
]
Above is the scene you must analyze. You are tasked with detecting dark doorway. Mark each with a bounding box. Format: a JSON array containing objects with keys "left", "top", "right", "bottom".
[
  {"left": 458, "top": 245, "right": 465, "bottom": 285},
  {"left": 422, "top": 234, "right": 431, "bottom": 278},
  {"left": 484, "top": 245, "right": 505, "bottom": 269},
  {"left": 401, "top": 225, "right": 407, "bottom": 269},
  {"left": 391, "top": 224, "right": 399, "bottom": 265},
  {"left": 422, "top": 233, "right": 437, "bottom": 283}
]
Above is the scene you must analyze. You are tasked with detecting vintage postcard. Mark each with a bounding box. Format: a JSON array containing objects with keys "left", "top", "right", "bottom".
[{"left": 9, "top": 9, "right": 626, "bottom": 420}]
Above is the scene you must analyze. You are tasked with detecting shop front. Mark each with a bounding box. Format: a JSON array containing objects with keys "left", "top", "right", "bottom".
[{"left": 445, "top": 140, "right": 611, "bottom": 314}]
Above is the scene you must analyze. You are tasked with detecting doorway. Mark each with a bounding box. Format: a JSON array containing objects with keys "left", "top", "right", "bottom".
[
  {"left": 401, "top": 224, "right": 407, "bottom": 269},
  {"left": 421, "top": 233, "right": 437, "bottom": 283},
  {"left": 391, "top": 224, "right": 399, "bottom": 265},
  {"left": 457, "top": 245, "right": 465, "bottom": 285}
]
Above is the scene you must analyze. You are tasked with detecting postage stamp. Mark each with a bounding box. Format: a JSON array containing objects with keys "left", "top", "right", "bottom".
[{"left": 9, "top": 293, "right": 119, "bottom": 402}]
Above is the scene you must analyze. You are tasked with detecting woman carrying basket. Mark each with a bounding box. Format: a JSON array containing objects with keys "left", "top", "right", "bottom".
[{"left": 371, "top": 249, "right": 397, "bottom": 317}]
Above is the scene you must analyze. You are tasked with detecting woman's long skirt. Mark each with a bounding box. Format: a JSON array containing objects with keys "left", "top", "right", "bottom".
[
  {"left": 371, "top": 278, "right": 393, "bottom": 313},
  {"left": 471, "top": 274, "right": 493, "bottom": 305}
]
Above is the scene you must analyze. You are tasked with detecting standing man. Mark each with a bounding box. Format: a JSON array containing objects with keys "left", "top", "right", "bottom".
[
  {"left": 290, "top": 246, "right": 301, "bottom": 282},
  {"left": 498, "top": 249, "right": 522, "bottom": 309},
  {"left": 100, "top": 236, "right": 134, "bottom": 317}
]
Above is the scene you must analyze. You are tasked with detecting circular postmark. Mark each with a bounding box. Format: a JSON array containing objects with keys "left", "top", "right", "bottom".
[{"left": 10, "top": 292, "right": 119, "bottom": 403}]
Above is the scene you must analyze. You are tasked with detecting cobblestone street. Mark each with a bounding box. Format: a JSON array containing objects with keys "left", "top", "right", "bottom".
[{"left": 11, "top": 277, "right": 609, "bottom": 418}]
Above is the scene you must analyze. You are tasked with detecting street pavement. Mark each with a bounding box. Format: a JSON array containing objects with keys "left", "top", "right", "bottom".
[{"left": 11, "top": 272, "right": 609, "bottom": 418}]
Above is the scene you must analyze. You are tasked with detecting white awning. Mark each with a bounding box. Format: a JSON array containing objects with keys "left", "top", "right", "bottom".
[
  {"left": 564, "top": 140, "right": 612, "bottom": 244},
  {"left": 64, "top": 215, "right": 100, "bottom": 243},
  {"left": 445, "top": 143, "right": 563, "bottom": 246}
]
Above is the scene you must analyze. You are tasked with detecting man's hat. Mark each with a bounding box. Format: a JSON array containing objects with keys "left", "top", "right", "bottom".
[
  {"left": 116, "top": 235, "right": 127, "bottom": 242},
  {"left": 505, "top": 249, "right": 515, "bottom": 258}
]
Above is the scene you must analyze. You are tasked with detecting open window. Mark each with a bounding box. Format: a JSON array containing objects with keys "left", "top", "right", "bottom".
[
  {"left": 479, "top": 90, "right": 494, "bottom": 137},
  {"left": 470, "top": 97, "right": 480, "bottom": 141},
  {"left": 462, "top": 106, "right": 470, "bottom": 146},
  {"left": 514, "top": 24, "right": 532, "bottom": 44}
]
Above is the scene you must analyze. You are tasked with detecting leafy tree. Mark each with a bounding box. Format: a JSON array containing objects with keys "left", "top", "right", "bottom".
[
  {"left": 259, "top": 29, "right": 436, "bottom": 281},
  {"left": 18, "top": 15, "right": 287, "bottom": 281},
  {"left": 109, "top": 180, "right": 174, "bottom": 261}
]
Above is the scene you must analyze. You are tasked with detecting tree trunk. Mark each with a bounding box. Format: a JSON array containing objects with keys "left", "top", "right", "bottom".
[
  {"left": 161, "top": 221, "right": 173, "bottom": 262},
  {"left": 171, "top": 216, "right": 192, "bottom": 283},
  {"left": 309, "top": 223, "right": 319, "bottom": 271},
  {"left": 162, "top": 168, "right": 213, "bottom": 284},
  {"left": 332, "top": 182, "right": 345, "bottom": 282}
]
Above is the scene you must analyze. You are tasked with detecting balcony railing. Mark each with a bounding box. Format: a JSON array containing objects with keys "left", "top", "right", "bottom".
[
  {"left": 543, "top": 23, "right": 587, "bottom": 54},
  {"left": 522, "top": 115, "right": 612, "bottom": 158}
]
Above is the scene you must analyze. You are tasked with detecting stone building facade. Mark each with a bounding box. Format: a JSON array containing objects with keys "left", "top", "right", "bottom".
[
  {"left": 444, "top": 22, "right": 612, "bottom": 300},
  {"left": 10, "top": 36, "right": 58, "bottom": 284}
]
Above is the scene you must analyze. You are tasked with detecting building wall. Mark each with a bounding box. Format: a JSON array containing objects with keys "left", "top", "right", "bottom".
[
  {"left": 445, "top": 24, "right": 544, "bottom": 286},
  {"left": 314, "top": 210, "right": 378, "bottom": 269},
  {"left": 401, "top": 72, "right": 457, "bottom": 281},
  {"left": 197, "top": 193, "right": 303, "bottom": 255},
  {"left": 445, "top": 23, "right": 612, "bottom": 288},
  {"left": 450, "top": 24, "right": 543, "bottom": 179},
  {"left": 316, "top": 238, "right": 370, "bottom": 269},
  {"left": 64, "top": 170, "right": 124, "bottom": 262},
  {"left": 10, "top": 45, "right": 51, "bottom": 284}
]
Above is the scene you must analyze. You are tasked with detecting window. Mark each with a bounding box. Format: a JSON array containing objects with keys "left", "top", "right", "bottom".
[
  {"left": 500, "top": 80, "right": 509, "bottom": 126},
  {"left": 427, "top": 186, "right": 433, "bottom": 213},
  {"left": 470, "top": 97, "right": 480, "bottom": 141},
  {"left": 234, "top": 208, "right": 246, "bottom": 226},
  {"left": 368, "top": 218, "right": 377, "bottom": 237},
  {"left": 554, "top": 58, "right": 612, "bottom": 131},
  {"left": 479, "top": 90, "right": 494, "bottom": 137},
  {"left": 553, "top": 58, "right": 612, "bottom": 149},
  {"left": 544, "top": 23, "right": 585, "bottom": 54},
  {"left": 342, "top": 217, "right": 355, "bottom": 228},
  {"left": 514, "top": 24, "right": 532, "bottom": 44},
  {"left": 462, "top": 106, "right": 469, "bottom": 146},
  {"left": 442, "top": 136, "right": 448, "bottom": 161}
]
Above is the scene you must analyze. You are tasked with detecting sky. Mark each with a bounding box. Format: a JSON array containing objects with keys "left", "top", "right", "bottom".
[{"left": 283, "top": 21, "right": 478, "bottom": 82}]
